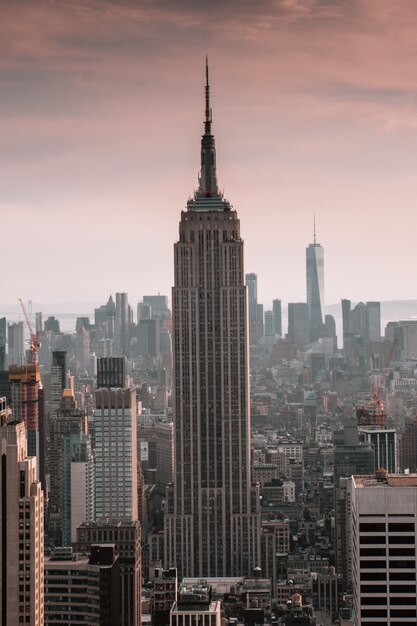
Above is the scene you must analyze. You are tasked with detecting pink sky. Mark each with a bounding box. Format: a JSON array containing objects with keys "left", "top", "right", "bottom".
[{"left": 2, "top": 0, "right": 417, "bottom": 310}]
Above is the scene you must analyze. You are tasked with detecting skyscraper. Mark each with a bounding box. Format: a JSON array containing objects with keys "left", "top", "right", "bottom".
[
  {"left": 94, "top": 387, "right": 138, "bottom": 521},
  {"left": 306, "top": 220, "right": 324, "bottom": 343},
  {"left": 288, "top": 302, "right": 309, "bottom": 350},
  {"left": 7, "top": 321, "right": 24, "bottom": 366},
  {"left": 115, "top": 292, "right": 130, "bottom": 356},
  {"left": 0, "top": 413, "right": 44, "bottom": 625},
  {"left": 272, "top": 299, "right": 282, "bottom": 337},
  {"left": 164, "top": 61, "right": 260, "bottom": 577}
]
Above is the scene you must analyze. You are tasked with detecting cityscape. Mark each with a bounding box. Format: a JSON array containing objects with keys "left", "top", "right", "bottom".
[{"left": 3, "top": 2, "right": 417, "bottom": 626}]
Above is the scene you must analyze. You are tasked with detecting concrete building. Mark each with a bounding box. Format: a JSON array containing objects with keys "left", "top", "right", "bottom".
[
  {"left": 349, "top": 472, "right": 417, "bottom": 625},
  {"left": 273, "top": 299, "right": 282, "bottom": 337},
  {"left": 76, "top": 520, "right": 141, "bottom": 626},
  {"left": 7, "top": 321, "right": 24, "bottom": 366},
  {"left": 170, "top": 583, "right": 221, "bottom": 626},
  {"left": 359, "top": 426, "right": 398, "bottom": 474},
  {"left": 288, "top": 303, "right": 309, "bottom": 350},
  {"left": 151, "top": 567, "right": 178, "bottom": 626},
  {"left": 164, "top": 61, "right": 260, "bottom": 577},
  {"left": 115, "top": 292, "right": 130, "bottom": 356},
  {"left": 9, "top": 362, "right": 40, "bottom": 458},
  {"left": 97, "top": 356, "right": 127, "bottom": 389},
  {"left": 94, "top": 387, "right": 138, "bottom": 521},
  {"left": 0, "top": 415, "right": 44, "bottom": 626},
  {"left": 44, "top": 545, "right": 120, "bottom": 626}
]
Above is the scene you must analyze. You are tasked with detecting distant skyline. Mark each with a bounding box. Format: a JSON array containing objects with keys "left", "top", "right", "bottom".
[{"left": 2, "top": 1, "right": 417, "bottom": 306}]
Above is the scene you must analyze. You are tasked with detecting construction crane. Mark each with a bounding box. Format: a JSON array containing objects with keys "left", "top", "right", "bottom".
[
  {"left": 19, "top": 298, "right": 40, "bottom": 364},
  {"left": 370, "top": 338, "right": 398, "bottom": 428}
]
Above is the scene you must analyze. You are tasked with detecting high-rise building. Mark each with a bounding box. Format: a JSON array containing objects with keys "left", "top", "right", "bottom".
[
  {"left": 76, "top": 520, "right": 141, "bottom": 626},
  {"left": 48, "top": 390, "right": 90, "bottom": 546},
  {"left": 143, "top": 295, "right": 170, "bottom": 319},
  {"left": 348, "top": 472, "right": 417, "bottom": 625},
  {"left": 97, "top": 356, "right": 127, "bottom": 389},
  {"left": 359, "top": 426, "right": 398, "bottom": 474},
  {"left": 44, "top": 545, "right": 121, "bottom": 626},
  {"left": 288, "top": 302, "right": 309, "bottom": 350},
  {"left": 246, "top": 273, "right": 263, "bottom": 344},
  {"left": 9, "top": 363, "right": 40, "bottom": 458},
  {"left": 115, "top": 292, "right": 130, "bottom": 356},
  {"left": 0, "top": 415, "right": 44, "bottom": 625},
  {"left": 306, "top": 222, "right": 324, "bottom": 343},
  {"left": 272, "top": 299, "right": 282, "bottom": 338},
  {"left": 366, "top": 301, "right": 381, "bottom": 341},
  {"left": 164, "top": 61, "right": 260, "bottom": 577},
  {"left": 7, "top": 321, "right": 24, "bottom": 366},
  {"left": 94, "top": 387, "right": 138, "bottom": 520}
]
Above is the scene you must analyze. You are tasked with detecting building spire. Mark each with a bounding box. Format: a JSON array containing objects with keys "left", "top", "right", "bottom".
[
  {"left": 205, "top": 54, "right": 212, "bottom": 135},
  {"left": 198, "top": 56, "right": 218, "bottom": 197},
  {"left": 313, "top": 213, "right": 316, "bottom": 245}
]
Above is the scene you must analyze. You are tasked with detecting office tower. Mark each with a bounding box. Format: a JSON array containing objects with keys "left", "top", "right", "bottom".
[
  {"left": 0, "top": 417, "right": 44, "bottom": 626},
  {"left": 44, "top": 546, "right": 121, "bottom": 626},
  {"left": 137, "top": 318, "right": 160, "bottom": 357},
  {"left": 95, "top": 295, "right": 116, "bottom": 340},
  {"left": 44, "top": 315, "right": 60, "bottom": 333},
  {"left": 76, "top": 325, "right": 90, "bottom": 374},
  {"left": 350, "top": 301, "right": 367, "bottom": 337},
  {"left": 155, "top": 421, "right": 174, "bottom": 494},
  {"left": 48, "top": 390, "right": 90, "bottom": 546},
  {"left": 0, "top": 317, "right": 6, "bottom": 370},
  {"left": 246, "top": 273, "right": 261, "bottom": 344},
  {"left": 7, "top": 321, "right": 24, "bottom": 366},
  {"left": 137, "top": 302, "right": 152, "bottom": 321},
  {"left": 400, "top": 416, "right": 417, "bottom": 472},
  {"left": 9, "top": 362, "right": 40, "bottom": 457},
  {"left": 341, "top": 298, "right": 351, "bottom": 346},
  {"left": 260, "top": 521, "right": 290, "bottom": 593},
  {"left": 94, "top": 387, "right": 138, "bottom": 520},
  {"left": 288, "top": 302, "right": 309, "bottom": 350},
  {"left": 115, "top": 292, "right": 130, "bottom": 356},
  {"left": 52, "top": 350, "right": 66, "bottom": 391},
  {"left": 306, "top": 222, "right": 324, "bottom": 343},
  {"left": 170, "top": 584, "right": 221, "bottom": 626},
  {"left": 143, "top": 295, "right": 170, "bottom": 319},
  {"left": 348, "top": 472, "right": 417, "bottom": 625},
  {"left": 359, "top": 426, "right": 398, "bottom": 473},
  {"left": 272, "top": 299, "right": 282, "bottom": 337},
  {"left": 366, "top": 301, "right": 381, "bottom": 341},
  {"left": 312, "top": 567, "right": 343, "bottom": 619},
  {"left": 35, "top": 312, "right": 43, "bottom": 333},
  {"left": 76, "top": 520, "right": 141, "bottom": 626},
  {"left": 97, "top": 356, "right": 127, "bottom": 389},
  {"left": 264, "top": 310, "right": 274, "bottom": 342},
  {"left": 165, "top": 62, "right": 260, "bottom": 577},
  {"left": 333, "top": 421, "right": 375, "bottom": 583}
]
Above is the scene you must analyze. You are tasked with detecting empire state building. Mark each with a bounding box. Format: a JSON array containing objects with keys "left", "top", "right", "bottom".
[{"left": 164, "top": 62, "right": 260, "bottom": 577}]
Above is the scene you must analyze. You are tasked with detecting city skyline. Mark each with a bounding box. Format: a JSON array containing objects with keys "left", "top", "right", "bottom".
[{"left": 2, "top": 1, "right": 417, "bottom": 305}]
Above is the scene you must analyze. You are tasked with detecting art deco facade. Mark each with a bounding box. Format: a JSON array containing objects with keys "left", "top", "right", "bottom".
[{"left": 164, "top": 62, "right": 260, "bottom": 577}]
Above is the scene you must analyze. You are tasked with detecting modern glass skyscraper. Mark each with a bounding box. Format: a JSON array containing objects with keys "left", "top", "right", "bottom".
[
  {"left": 306, "top": 222, "right": 325, "bottom": 343},
  {"left": 164, "top": 61, "right": 260, "bottom": 577}
]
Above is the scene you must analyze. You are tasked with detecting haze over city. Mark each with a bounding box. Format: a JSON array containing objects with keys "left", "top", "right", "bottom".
[{"left": 2, "top": 0, "right": 417, "bottom": 306}]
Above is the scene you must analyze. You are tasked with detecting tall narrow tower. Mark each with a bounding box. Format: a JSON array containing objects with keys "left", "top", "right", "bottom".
[
  {"left": 164, "top": 61, "right": 260, "bottom": 577},
  {"left": 306, "top": 217, "right": 325, "bottom": 343}
]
